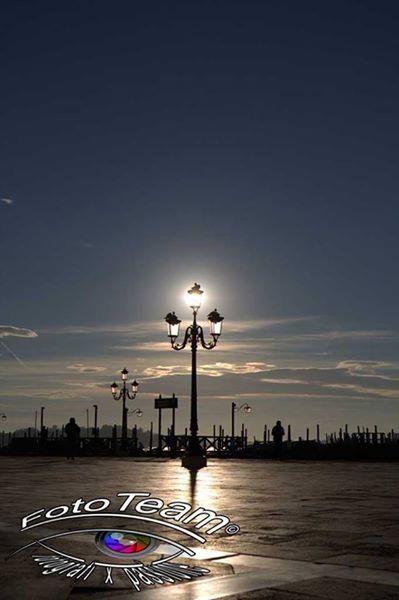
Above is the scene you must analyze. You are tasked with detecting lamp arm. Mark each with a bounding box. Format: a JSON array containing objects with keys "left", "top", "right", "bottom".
[
  {"left": 197, "top": 325, "right": 217, "bottom": 350},
  {"left": 171, "top": 325, "right": 193, "bottom": 351},
  {"left": 236, "top": 403, "right": 249, "bottom": 412}
]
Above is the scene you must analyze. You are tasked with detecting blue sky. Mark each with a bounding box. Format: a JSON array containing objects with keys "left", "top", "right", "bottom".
[{"left": 1, "top": 0, "right": 399, "bottom": 437}]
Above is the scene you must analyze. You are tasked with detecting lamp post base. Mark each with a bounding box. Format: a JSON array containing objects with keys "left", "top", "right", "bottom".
[{"left": 181, "top": 454, "right": 207, "bottom": 470}]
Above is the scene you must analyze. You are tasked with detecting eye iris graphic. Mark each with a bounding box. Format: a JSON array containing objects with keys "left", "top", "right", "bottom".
[
  {"left": 104, "top": 532, "right": 149, "bottom": 554},
  {"left": 96, "top": 531, "right": 156, "bottom": 558}
]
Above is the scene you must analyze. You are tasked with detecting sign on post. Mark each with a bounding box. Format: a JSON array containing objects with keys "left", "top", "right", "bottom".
[
  {"left": 154, "top": 396, "right": 178, "bottom": 409},
  {"left": 155, "top": 395, "right": 178, "bottom": 454}
]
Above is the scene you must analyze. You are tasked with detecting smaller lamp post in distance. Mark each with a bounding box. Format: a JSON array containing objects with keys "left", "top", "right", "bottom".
[
  {"left": 231, "top": 402, "right": 252, "bottom": 451},
  {"left": 110, "top": 369, "right": 139, "bottom": 451},
  {"left": 128, "top": 408, "right": 143, "bottom": 454},
  {"left": 128, "top": 408, "right": 143, "bottom": 418},
  {"left": 40, "top": 406, "right": 46, "bottom": 443},
  {"left": 0, "top": 414, "right": 6, "bottom": 451},
  {"left": 92, "top": 404, "right": 98, "bottom": 438}
]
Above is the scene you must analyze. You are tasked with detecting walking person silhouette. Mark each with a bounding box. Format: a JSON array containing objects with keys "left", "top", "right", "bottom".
[
  {"left": 272, "top": 420, "right": 285, "bottom": 459},
  {"left": 65, "top": 417, "right": 80, "bottom": 460}
]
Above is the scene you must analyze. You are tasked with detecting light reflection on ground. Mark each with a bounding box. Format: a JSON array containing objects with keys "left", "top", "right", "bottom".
[{"left": 1, "top": 458, "right": 399, "bottom": 598}]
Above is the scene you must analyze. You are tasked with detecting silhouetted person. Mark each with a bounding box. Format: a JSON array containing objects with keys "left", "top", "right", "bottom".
[
  {"left": 272, "top": 420, "right": 285, "bottom": 459},
  {"left": 65, "top": 417, "right": 80, "bottom": 460},
  {"left": 40, "top": 426, "right": 48, "bottom": 445}
]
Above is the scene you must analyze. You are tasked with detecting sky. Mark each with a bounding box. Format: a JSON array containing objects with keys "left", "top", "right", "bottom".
[{"left": 1, "top": 0, "right": 399, "bottom": 438}]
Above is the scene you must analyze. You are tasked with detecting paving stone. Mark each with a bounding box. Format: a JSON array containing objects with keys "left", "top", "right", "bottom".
[
  {"left": 274, "top": 576, "right": 399, "bottom": 599},
  {"left": 211, "top": 593, "right": 307, "bottom": 600},
  {"left": 0, "top": 563, "right": 74, "bottom": 600},
  {"left": 322, "top": 553, "right": 399, "bottom": 572}
]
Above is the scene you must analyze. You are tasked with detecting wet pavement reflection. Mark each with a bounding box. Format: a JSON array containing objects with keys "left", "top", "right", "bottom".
[{"left": 1, "top": 458, "right": 399, "bottom": 599}]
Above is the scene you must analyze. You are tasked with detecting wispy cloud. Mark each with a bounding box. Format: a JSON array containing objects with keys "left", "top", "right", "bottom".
[
  {"left": 39, "top": 321, "right": 163, "bottom": 336},
  {"left": 278, "top": 330, "right": 394, "bottom": 342},
  {"left": 336, "top": 360, "right": 392, "bottom": 375},
  {"left": 67, "top": 363, "right": 107, "bottom": 373},
  {"left": 259, "top": 361, "right": 399, "bottom": 399},
  {"left": 25, "top": 389, "right": 93, "bottom": 401},
  {"left": 0, "top": 197, "right": 13, "bottom": 205},
  {"left": 141, "top": 364, "right": 185, "bottom": 379},
  {"left": 0, "top": 326, "right": 38, "bottom": 339},
  {"left": 40, "top": 316, "right": 319, "bottom": 338},
  {"left": 199, "top": 361, "right": 276, "bottom": 376},
  {"left": 227, "top": 316, "right": 317, "bottom": 333},
  {"left": 113, "top": 342, "right": 172, "bottom": 352},
  {"left": 142, "top": 361, "right": 275, "bottom": 379},
  {"left": 260, "top": 377, "right": 308, "bottom": 385},
  {"left": 112, "top": 340, "right": 274, "bottom": 353}
]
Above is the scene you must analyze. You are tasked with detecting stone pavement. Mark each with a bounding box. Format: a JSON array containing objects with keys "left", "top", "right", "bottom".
[{"left": 1, "top": 457, "right": 399, "bottom": 599}]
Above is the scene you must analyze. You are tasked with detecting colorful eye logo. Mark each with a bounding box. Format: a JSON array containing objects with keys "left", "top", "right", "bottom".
[
  {"left": 10, "top": 526, "right": 209, "bottom": 591},
  {"left": 96, "top": 531, "right": 158, "bottom": 558}
]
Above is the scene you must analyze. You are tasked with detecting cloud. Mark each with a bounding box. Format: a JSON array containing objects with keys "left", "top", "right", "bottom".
[
  {"left": 40, "top": 321, "right": 163, "bottom": 336},
  {"left": 142, "top": 361, "right": 275, "bottom": 379},
  {"left": 0, "top": 326, "right": 38, "bottom": 339},
  {"left": 39, "top": 390, "right": 92, "bottom": 401},
  {"left": 335, "top": 360, "right": 392, "bottom": 374},
  {"left": 141, "top": 365, "right": 185, "bottom": 379},
  {"left": 113, "top": 341, "right": 275, "bottom": 354},
  {"left": 113, "top": 342, "right": 172, "bottom": 352},
  {"left": 65, "top": 381, "right": 106, "bottom": 389},
  {"left": 200, "top": 361, "right": 276, "bottom": 376},
  {"left": 226, "top": 317, "right": 317, "bottom": 333},
  {"left": 259, "top": 360, "right": 399, "bottom": 399},
  {"left": 260, "top": 378, "right": 308, "bottom": 385},
  {"left": 287, "top": 330, "right": 393, "bottom": 342},
  {"left": 0, "top": 197, "right": 13, "bottom": 205},
  {"left": 67, "top": 363, "right": 106, "bottom": 373},
  {"left": 40, "top": 316, "right": 318, "bottom": 338}
]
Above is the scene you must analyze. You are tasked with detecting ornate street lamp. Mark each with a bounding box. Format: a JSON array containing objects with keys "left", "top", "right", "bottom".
[
  {"left": 0, "top": 413, "right": 6, "bottom": 422},
  {"left": 165, "top": 283, "right": 224, "bottom": 468},
  {"left": 110, "top": 368, "right": 139, "bottom": 450}
]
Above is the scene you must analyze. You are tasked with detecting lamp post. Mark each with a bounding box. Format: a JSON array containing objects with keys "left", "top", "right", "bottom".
[
  {"left": 231, "top": 403, "right": 252, "bottom": 446},
  {"left": 128, "top": 408, "right": 143, "bottom": 418},
  {"left": 165, "top": 283, "right": 224, "bottom": 469},
  {"left": 40, "top": 406, "right": 46, "bottom": 442},
  {"left": 128, "top": 408, "right": 142, "bottom": 453},
  {"left": 0, "top": 413, "right": 6, "bottom": 422},
  {"left": 92, "top": 404, "right": 98, "bottom": 438},
  {"left": 111, "top": 369, "right": 139, "bottom": 450}
]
